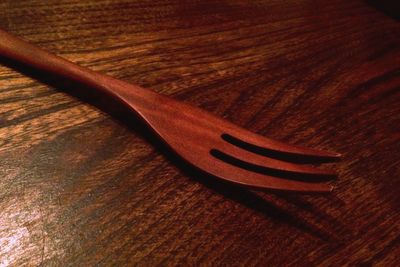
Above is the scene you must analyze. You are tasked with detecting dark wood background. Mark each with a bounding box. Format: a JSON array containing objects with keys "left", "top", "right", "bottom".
[{"left": 0, "top": 0, "right": 399, "bottom": 266}]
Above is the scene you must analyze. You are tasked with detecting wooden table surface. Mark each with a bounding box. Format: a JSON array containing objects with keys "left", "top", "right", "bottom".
[{"left": 1, "top": 0, "right": 399, "bottom": 266}]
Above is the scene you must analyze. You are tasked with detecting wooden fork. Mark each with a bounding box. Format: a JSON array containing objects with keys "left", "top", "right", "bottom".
[{"left": 0, "top": 29, "right": 341, "bottom": 192}]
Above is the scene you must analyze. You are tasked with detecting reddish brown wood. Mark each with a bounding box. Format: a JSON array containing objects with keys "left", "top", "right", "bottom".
[
  {"left": 0, "top": 28, "right": 340, "bottom": 192},
  {"left": 0, "top": 0, "right": 399, "bottom": 265}
]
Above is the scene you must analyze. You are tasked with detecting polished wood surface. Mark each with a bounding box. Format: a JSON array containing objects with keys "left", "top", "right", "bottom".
[{"left": 0, "top": 0, "right": 399, "bottom": 265}]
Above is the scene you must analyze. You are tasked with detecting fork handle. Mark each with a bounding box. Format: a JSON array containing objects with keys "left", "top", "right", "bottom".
[{"left": 0, "top": 28, "right": 148, "bottom": 103}]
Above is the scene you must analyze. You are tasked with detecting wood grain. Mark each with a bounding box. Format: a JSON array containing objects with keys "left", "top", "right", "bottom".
[{"left": 0, "top": 0, "right": 399, "bottom": 266}]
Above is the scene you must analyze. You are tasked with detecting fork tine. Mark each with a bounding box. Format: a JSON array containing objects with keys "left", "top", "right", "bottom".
[
  {"left": 213, "top": 143, "right": 336, "bottom": 177},
  {"left": 206, "top": 156, "right": 333, "bottom": 192},
  {"left": 223, "top": 128, "right": 341, "bottom": 161}
]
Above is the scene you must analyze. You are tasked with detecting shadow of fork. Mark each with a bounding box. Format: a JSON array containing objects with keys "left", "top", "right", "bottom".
[{"left": 0, "top": 56, "right": 344, "bottom": 241}]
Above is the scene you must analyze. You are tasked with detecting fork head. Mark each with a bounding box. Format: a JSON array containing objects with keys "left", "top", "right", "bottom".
[{"left": 129, "top": 89, "right": 341, "bottom": 193}]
